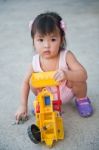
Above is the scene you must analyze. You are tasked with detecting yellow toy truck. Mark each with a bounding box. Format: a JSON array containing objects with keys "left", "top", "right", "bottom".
[{"left": 27, "top": 71, "right": 64, "bottom": 147}]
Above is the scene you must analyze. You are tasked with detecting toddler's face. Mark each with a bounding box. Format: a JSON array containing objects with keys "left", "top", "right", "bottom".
[{"left": 33, "top": 31, "right": 62, "bottom": 59}]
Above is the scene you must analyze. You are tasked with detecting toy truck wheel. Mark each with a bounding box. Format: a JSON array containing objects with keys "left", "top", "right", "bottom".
[{"left": 27, "top": 124, "right": 41, "bottom": 144}]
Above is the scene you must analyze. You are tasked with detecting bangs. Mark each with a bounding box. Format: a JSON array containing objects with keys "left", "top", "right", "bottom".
[{"left": 33, "top": 17, "right": 58, "bottom": 36}]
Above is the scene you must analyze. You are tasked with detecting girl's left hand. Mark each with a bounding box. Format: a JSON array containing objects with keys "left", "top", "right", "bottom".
[{"left": 54, "top": 69, "right": 67, "bottom": 82}]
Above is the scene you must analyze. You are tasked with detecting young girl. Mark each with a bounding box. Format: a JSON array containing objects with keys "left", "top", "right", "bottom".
[{"left": 15, "top": 11, "right": 93, "bottom": 123}]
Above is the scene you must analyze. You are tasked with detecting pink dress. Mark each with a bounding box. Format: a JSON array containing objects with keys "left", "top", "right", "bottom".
[{"left": 32, "top": 50, "right": 74, "bottom": 103}]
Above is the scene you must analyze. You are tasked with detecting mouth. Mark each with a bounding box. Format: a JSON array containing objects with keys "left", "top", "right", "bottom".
[{"left": 43, "top": 51, "right": 50, "bottom": 55}]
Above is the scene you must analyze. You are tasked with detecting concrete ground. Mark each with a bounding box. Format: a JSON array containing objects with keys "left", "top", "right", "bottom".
[{"left": 0, "top": 0, "right": 99, "bottom": 150}]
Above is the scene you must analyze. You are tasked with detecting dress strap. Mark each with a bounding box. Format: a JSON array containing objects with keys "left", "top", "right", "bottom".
[
  {"left": 59, "top": 50, "right": 68, "bottom": 70},
  {"left": 32, "top": 54, "right": 42, "bottom": 72}
]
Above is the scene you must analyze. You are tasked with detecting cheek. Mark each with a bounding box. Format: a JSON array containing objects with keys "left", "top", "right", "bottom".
[
  {"left": 51, "top": 48, "right": 59, "bottom": 56},
  {"left": 34, "top": 42, "right": 41, "bottom": 50},
  {"left": 54, "top": 43, "right": 61, "bottom": 51},
  {"left": 55, "top": 40, "right": 61, "bottom": 47}
]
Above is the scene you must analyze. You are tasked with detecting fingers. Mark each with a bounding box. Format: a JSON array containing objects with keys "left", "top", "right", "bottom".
[
  {"left": 15, "top": 112, "right": 27, "bottom": 124},
  {"left": 15, "top": 112, "right": 21, "bottom": 124},
  {"left": 54, "top": 70, "right": 66, "bottom": 82}
]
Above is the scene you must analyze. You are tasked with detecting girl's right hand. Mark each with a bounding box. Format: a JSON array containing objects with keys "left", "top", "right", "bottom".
[
  {"left": 15, "top": 105, "right": 28, "bottom": 124},
  {"left": 54, "top": 69, "right": 67, "bottom": 82}
]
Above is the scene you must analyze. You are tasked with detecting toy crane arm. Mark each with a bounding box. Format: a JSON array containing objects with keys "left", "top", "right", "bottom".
[{"left": 30, "top": 71, "right": 59, "bottom": 88}]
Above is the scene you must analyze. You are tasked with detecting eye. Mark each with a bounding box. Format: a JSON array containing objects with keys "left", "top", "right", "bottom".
[
  {"left": 51, "top": 38, "right": 56, "bottom": 42},
  {"left": 38, "top": 38, "right": 43, "bottom": 42}
]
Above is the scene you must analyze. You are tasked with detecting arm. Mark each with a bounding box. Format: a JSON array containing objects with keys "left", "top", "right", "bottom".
[
  {"left": 15, "top": 64, "right": 33, "bottom": 123},
  {"left": 54, "top": 51, "right": 87, "bottom": 82},
  {"left": 65, "top": 51, "right": 87, "bottom": 82},
  {"left": 20, "top": 64, "right": 33, "bottom": 106}
]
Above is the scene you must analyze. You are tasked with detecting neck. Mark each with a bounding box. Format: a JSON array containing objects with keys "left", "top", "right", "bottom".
[{"left": 40, "top": 54, "right": 60, "bottom": 71}]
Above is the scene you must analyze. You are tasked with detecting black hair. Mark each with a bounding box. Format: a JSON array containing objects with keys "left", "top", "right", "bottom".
[{"left": 31, "top": 11, "right": 66, "bottom": 50}]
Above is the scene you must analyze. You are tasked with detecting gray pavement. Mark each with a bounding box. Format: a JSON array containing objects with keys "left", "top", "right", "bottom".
[{"left": 0, "top": 0, "right": 99, "bottom": 150}]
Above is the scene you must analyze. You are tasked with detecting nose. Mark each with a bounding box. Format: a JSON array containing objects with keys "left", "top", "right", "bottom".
[{"left": 43, "top": 40, "right": 50, "bottom": 48}]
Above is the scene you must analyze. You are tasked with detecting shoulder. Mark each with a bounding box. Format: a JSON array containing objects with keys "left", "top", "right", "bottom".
[
  {"left": 65, "top": 50, "right": 87, "bottom": 72},
  {"left": 65, "top": 50, "right": 77, "bottom": 63},
  {"left": 60, "top": 49, "right": 74, "bottom": 58},
  {"left": 66, "top": 50, "right": 75, "bottom": 57},
  {"left": 65, "top": 50, "right": 81, "bottom": 70}
]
